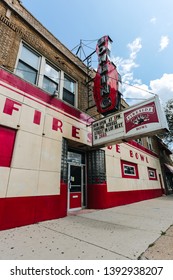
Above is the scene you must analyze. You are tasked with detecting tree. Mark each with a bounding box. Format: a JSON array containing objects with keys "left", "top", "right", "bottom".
[{"left": 162, "top": 99, "right": 173, "bottom": 151}]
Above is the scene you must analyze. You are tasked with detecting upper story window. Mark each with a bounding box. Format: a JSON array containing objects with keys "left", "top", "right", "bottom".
[
  {"left": 42, "top": 62, "right": 60, "bottom": 95},
  {"left": 15, "top": 43, "right": 77, "bottom": 106},
  {"left": 147, "top": 137, "right": 153, "bottom": 151},
  {"left": 135, "top": 138, "right": 143, "bottom": 145},
  {"left": 16, "top": 45, "right": 40, "bottom": 84},
  {"left": 63, "top": 75, "right": 76, "bottom": 106}
]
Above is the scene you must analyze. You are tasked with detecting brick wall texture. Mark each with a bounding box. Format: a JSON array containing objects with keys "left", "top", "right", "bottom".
[{"left": 0, "top": 0, "right": 97, "bottom": 115}]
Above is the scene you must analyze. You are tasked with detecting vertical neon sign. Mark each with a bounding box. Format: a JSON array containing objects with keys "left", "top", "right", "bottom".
[{"left": 93, "top": 35, "right": 122, "bottom": 116}]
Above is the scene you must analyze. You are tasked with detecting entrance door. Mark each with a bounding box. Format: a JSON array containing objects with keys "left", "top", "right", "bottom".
[{"left": 68, "top": 163, "right": 85, "bottom": 210}]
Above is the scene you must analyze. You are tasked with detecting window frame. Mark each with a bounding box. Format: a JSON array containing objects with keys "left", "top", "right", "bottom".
[
  {"left": 42, "top": 61, "right": 60, "bottom": 95},
  {"left": 15, "top": 42, "right": 78, "bottom": 107},
  {"left": 135, "top": 138, "right": 143, "bottom": 145},
  {"left": 15, "top": 43, "right": 41, "bottom": 85},
  {"left": 147, "top": 137, "right": 153, "bottom": 151},
  {"left": 148, "top": 167, "right": 158, "bottom": 180},
  {"left": 121, "top": 160, "right": 139, "bottom": 179},
  {"left": 62, "top": 74, "right": 77, "bottom": 107}
]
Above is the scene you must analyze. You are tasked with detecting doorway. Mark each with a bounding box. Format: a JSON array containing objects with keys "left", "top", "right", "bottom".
[{"left": 67, "top": 150, "right": 86, "bottom": 211}]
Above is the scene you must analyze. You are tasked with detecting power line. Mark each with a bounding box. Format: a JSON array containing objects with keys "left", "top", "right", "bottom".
[
  {"left": 2, "top": 64, "right": 156, "bottom": 97},
  {"left": 125, "top": 97, "right": 149, "bottom": 100},
  {"left": 122, "top": 81, "right": 155, "bottom": 96}
]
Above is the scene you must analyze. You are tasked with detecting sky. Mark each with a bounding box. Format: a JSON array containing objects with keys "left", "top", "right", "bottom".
[{"left": 21, "top": 0, "right": 173, "bottom": 107}]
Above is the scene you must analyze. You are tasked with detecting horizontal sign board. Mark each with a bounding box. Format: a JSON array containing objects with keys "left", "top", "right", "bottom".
[{"left": 92, "top": 95, "right": 169, "bottom": 147}]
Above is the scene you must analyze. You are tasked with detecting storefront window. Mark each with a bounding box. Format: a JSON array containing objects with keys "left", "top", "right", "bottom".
[
  {"left": 121, "top": 160, "right": 139, "bottom": 179},
  {"left": 148, "top": 167, "right": 157, "bottom": 180}
]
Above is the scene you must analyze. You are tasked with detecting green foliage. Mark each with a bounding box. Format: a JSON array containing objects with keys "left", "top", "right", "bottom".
[{"left": 163, "top": 99, "right": 173, "bottom": 151}]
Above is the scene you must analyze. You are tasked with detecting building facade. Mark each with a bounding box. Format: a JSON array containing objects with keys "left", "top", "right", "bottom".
[
  {"left": 0, "top": 0, "right": 169, "bottom": 230},
  {"left": 155, "top": 136, "right": 173, "bottom": 194}
]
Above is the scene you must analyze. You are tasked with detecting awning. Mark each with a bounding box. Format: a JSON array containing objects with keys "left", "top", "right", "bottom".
[{"left": 164, "top": 163, "right": 173, "bottom": 174}]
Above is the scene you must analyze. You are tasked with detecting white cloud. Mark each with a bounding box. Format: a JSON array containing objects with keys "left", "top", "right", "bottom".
[
  {"left": 123, "top": 74, "right": 173, "bottom": 106},
  {"left": 113, "top": 37, "right": 142, "bottom": 80},
  {"left": 112, "top": 38, "right": 144, "bottom": 104},
  {"left": 122, "top": 82, "right": 153, "bottom": 106},
  {"left": 127, "top": 37, "right": 142, "bottom": 60},
  {"left": 116, "top": 57, "right": 139, "bottom": 74},
  {"left": 150, "top": 73, "right": 173, "bottom": 105},
  {"left": 159, "top": 35, "right": 169, "bottom": 51},
  {"left": 112, "top": 38, "right": 172, "bottom": 106},
  {"left": 150, "top": 17, "right": 157, "bottom": 24}
]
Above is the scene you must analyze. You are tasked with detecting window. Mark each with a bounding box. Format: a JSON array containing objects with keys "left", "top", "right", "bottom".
[
  {"left": 148, "top": 167, "right": 157, "bottom": 180},
  {"left": 87, "top": 150, "right": 106, "bottom": 184},
  {"left": 42, "top": 62, "right": 60, "bottom": 95},
  {"left": 16, "top": 44, "right": 40, "bottom": 84},
  {"left": 68, "top": 151, "right": 82, "bottom": 164},
  {"left": 63, "top": 75, "right": 76, "bottom": 106},
  {"left": 135, "top": 138, "right": 143, "bottom": 145},
  {"left": 0, "top": 126, "right": 16, "bottom": 167},
  {"left": 16, "top": 43, "right": 77, "bottom": 106},
  {"left": 121, "top": 160, "right": 139, "bottom": 179},
  {"left": 147, "top": 137, "right": 153, "bottom": 151}
]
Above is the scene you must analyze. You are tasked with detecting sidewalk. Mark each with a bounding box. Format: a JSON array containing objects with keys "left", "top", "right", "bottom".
[
  {"left": 0, "top": 195, "right": 173, "bottom": 260},
  {"left": 139, "top": 224, "right": 173, "bottom": 259}
]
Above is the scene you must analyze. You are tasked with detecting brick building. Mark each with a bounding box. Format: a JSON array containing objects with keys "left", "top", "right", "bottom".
[{"left": 0, "top": 0, "right": 171, "bottom": 230}]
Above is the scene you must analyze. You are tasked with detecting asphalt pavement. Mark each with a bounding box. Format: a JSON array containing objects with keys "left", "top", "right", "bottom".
[{"left": 0, "top": 195, "right": 173, "bottom": 260}]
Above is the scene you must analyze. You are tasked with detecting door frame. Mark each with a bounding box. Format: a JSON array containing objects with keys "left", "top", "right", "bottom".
[{"left": 67, "top": 162, "right": 86, "bottom": 211}]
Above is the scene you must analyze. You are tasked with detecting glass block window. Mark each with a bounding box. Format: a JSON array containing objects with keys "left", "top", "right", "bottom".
[
  {"left": 61, "top": 138, "right": 68, "bottom": 183},
  {"left": 87, "top": 150, "right": 106, "bottom": 184}
]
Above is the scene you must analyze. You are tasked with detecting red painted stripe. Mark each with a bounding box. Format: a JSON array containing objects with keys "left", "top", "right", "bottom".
[
  {"left": 87, "top": 183, "right": 163, "bottom": 209},
  {"left": 0, "top": 182, "right": 163, "bottom": 230},
  {"left": 127, "top": 140, "right": 158, "bottom": 158},
  {"left": 107, "top": 188, "right": 162, "bottom": 208},
  {"left": 0, "top": 68, "right": 93, "bottom": 125},
  {"left": 87, "top": 183, "right": 108, "bottom": 209},
  {"left": 0, "top": 182, "right": 67, "bottom": 231}
]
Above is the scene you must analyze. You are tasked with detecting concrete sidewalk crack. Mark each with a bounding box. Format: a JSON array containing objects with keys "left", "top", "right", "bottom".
[{"left": 39, "top": 224, "right": 131, "bottom": 260}]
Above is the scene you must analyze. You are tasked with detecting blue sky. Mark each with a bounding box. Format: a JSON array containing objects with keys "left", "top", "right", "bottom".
[{"left": 22, "top": 0, "right": 173, "bottom": 106}]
